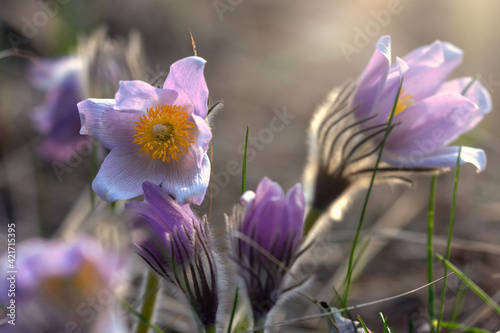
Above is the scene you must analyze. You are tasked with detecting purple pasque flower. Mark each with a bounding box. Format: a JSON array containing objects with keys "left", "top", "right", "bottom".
[
  {"left": 126, "top": 181, "right": 220, "bottom": 328},
  {"left": 0, "top": 236, "right": 127, "bottom": 332},
  {"left": 227, "top": 177, "right": 306, "bottom": 323},
  {"left": 30, "top": 56, "right": 91, "bottom": 163},
  {"left": 30, "top": 29, "right": 144, "bottom": 164},
  {"left": 78, "top": 56, "right": 211, "bottom": 204},
  {"left": 352, "top": 35, "right": 492, "bottom": 171}
]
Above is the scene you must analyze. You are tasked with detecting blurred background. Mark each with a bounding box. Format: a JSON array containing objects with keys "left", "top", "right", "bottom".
[{"left": 1, "top": 0, "right": 499, "bottom": 331}]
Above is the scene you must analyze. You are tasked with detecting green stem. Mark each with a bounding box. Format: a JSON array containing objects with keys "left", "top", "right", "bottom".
[
  {"left": 427, "top": 173, "right": 438, "bottom": 333},
  {"left": 302, "top": 206, "right": 323, "bottom": 237},
  {"left": 136, "top": 271, "right": 160, "bottom": 333},
  {"left": 437, "top": 147, "right": 462, "bottom": 332},
  {"left": 204, "top": 325, "right": 217, "bottom": 333},
  {"left": 342, "top": 75, "right": 404, "bottom": 305},
  {"left": 227, "top": 287, "right": 239, "bottom": 333},
  {"left": 253, "top": 317, "right": 265, "bottom": 333}
]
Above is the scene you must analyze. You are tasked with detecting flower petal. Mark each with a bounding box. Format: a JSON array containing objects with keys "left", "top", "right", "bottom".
[
  {"left": 163, "top": 56, "right": 209, "bottom": 118},
  {"left": 353, "top": 35, "right": 391, "bottom": 120},
  {"left": 371, "top": 57, "right": 409, "bottom": 122},
  {"left": 160, "top": 151, "right": 211, "bottom": 205},
  {"left": 92, "top": 143, "right": 167, "bottom": 201},
  {"left": 142, "top": 181, "right": 197, "bottom": 231},
  {"left": 193, "top": 114, "right": 212, "bottom": 160},
  {"left": 283, "top": 183, "right": 305, "bottom": 248},
  {"left": 383, "top": 146, "right": 486, "bottom": 172},
  {"left": 401, "top": 40, "right": 463, "bottom": 100},
  {"left": 385, "top": 93, "right": 478, "bottom": 156},
  {"left": 78, "top": 98, "right": 140, "bottom": 149},
  {"left": 437, "top": 77, "right": 492, "bottom": 134},
  {"left": 114, "top": 80, "right": 178, "bottom": 111},
  {"left": 29, "top": 56, "right": 83, "bottom": 90}
]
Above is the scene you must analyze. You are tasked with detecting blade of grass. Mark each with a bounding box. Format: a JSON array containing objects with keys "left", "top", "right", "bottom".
[
  {"left": 357, "top": 315, "right": 371, "bottom": 333},
  {"left": 437, "top": 146, "right": 462, "bottom": 332},
  {"left": 342, "top": 74, "right": 404, "bottom": 305},
  {"left": 227, "top": 287, "right": 239, "bottom": 333},
  {"left": 242, "top": 126, "right": 249, "bottom": 194},
  {"left": 121, "top": 299, "right": 163, "bottom": 333},
  {"left": 379, "top": 312, "right": 392, "bottom": 333},
  {"left": 427, "top": 173, "right": 438, "bottom": 333},
  {"left": 136, "top": 270, "right": 161, "bottom": 333},
  {"left": 436, "top": 254, "right": 500, "bottom": 316},
  {"left": 436, "top": 321, "right": 493, "bottom": 333},
  {"left": 408, "top": 316, "right": 415, "bottom": 333},
  {"left": 449, "top": 264, "right": 471, "bottom": 326}
]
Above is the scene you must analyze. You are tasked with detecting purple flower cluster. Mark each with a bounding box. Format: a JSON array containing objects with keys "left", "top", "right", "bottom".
[{"left": 17, "top": 33, "right": 492, "bottom": 333}]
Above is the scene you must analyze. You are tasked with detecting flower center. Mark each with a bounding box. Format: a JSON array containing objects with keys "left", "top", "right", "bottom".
[
  {"left": 393, "top": 89, "right": 415, "bottom": 116},
  {"left": 134, "top": 105, "right": 195, "bottom": 162}
]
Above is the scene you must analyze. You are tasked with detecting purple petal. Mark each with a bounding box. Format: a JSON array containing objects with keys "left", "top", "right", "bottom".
[
  {"left": 92, "top": 143, "right": 167, "bottom": 201},
  {"left": 78, "top": 98, "right": 140, "bottom": 149},
  {"left": 29, "top": 56, "right": 83, "bottom": 90},
  {"left": 383, "top": 146, "right": 486, "bottom": 172},
  {"left": 353, "top": 35, "right": 391, "bottom": 120},
  {"left": 385, "top": 93, "right": 477, "bottom": 156},
  {"left": 252, "top": 195, "right": 286, "bottom": 253},
  {"left": 285, "top": 183, "right": 306, "bottom": 230},
  {"left": 160, "top": 151, "right": 211, "bottom": 205},
  {"left": 114, "top": 80, "right": 178, "bottom": 111},
  {"left": 371, "top": 57, "right": 409, "bottom": 122},
  {"left": 192, "top": 114, "right": 212, "bottom": 164},
  {"left": 241, "top": 177, "right": 285, "bottom": 231},
  {"left": 163, "top": 56, "right": 209, "bottom": 118},
  {"left": 142, "top": 181, "right": 197, "bottom": 232},
  {"left": 283, "top": 183, "right": 305, "bottom": 249},
  {"left": 401, "top": 40, "right": 463, "bottom": 101},
  {"left": 437, "top": 77, "right": 492, "bottom": 134}
]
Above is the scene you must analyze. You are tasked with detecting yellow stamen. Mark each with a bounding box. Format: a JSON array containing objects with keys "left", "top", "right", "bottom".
[
  {"left": 393, "top": 89, "right": 415, "bottom": 116},
  {"left": 134, "top": 105, "right": 195, "bottom": 162},
  {"left": 41, "top": 260, "right": 103, "bottom": 307}
]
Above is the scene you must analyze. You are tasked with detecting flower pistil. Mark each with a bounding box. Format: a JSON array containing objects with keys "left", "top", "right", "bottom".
[{"left": 133, "top": 105, "right": 195, "bottom": 162}]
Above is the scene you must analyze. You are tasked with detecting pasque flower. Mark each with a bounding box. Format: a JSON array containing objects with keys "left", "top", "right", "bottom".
[
  {"left": 227, "top": 177, "right": 306, "bottom": 327},
  {"left": 30, "top": 56, "right": 89, "bottom": 162},
  {"left": 126, "top": 181, "right": 220, "bottom": 329},
  {"left": 352, "top": 35, "right": 491, "bottom": 171},
  {"left": 78, "top": 56, "right": 211, "bottom": 204},
  {"left": 0, "top": 236, "right": 127, "bottom": 332},
  {"left": 30, "top": 28, "right": 144, "bottom": 163},
  {"left": 302, "top": 36, "right": 492, "bottom": 235}
]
